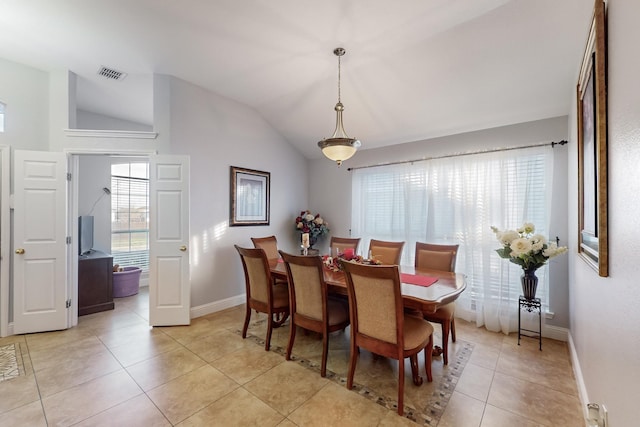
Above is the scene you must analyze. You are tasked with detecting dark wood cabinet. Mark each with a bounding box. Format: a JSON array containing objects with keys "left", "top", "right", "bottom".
[{"left": 78, "top": 251, "right": 114, "bottom": 316}]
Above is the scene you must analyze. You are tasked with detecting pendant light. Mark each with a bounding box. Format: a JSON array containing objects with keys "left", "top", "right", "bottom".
[{"left": 317, "top": 47, "right": 361, "bottom": 166}]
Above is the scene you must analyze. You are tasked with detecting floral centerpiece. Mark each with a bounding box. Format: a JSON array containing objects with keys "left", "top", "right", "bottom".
[
  {"left": 295, "top": 210, "right": 329, "bottom": 248},
  {"left": 322, "top": 251, "right": 382, "bottom": 272},
  {"left": 491, "top": 222, "right": 568, "bottom": 299}
]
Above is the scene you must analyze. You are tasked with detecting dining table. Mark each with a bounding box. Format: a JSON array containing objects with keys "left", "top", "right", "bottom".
[
  {"left": 269, "top": 259, "right": 466, "bottom": 313},
  {"left": 268, "top": 258, "right": 467, "bottom": 386}
]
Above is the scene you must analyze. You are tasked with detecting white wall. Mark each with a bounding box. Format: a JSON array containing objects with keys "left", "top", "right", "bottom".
[
  {"left": 76, "top": 109, "right": 153, "bottom": 132},
  {"left": 309, "top": 116, "right": 570, "bottom": 328},
  {"left": 0, "top": 58, "right": 49, "bottom": 151},
  {"left": 62, "top": 74, "right": 309, "bottom": 309},
  {"left": 78, "top": 156, "right": 112, "bottom": 254},
  {"left": 0, "top": 62, "right": 308, "bottom": 322},
  {"left": 161, "top": 75, "right": 308, "bottom": 307},
  {"left": 48, "top": 70, "right": 74, "bottom": 153},
  {"left": 568, "top": 1, "right": 640, "bottom": 425}
]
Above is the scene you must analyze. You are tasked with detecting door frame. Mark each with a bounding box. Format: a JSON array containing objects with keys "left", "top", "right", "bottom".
[
  {"left": 66, "top": 148, "right": 156, "bottom": 327},
  {"left": 0, "top": 145, "right": 10, "bottom": 337}
]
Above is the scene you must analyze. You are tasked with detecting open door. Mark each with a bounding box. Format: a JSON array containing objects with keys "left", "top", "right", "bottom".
[
  {"left": 13, "top": 150, "right": 69, "bottom": 334},
  {"left": 149, "top": 155, "right": 190, "bottom": 326}
]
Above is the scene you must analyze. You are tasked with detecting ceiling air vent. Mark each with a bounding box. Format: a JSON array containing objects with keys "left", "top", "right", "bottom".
[{"left": 97, "top": 66, "right": 127, "bottom": 81}]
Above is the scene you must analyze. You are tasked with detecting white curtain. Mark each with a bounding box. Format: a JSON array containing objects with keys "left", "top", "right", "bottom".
[{"left": 351, "top": 145, "right": 554, "bottom": 334}]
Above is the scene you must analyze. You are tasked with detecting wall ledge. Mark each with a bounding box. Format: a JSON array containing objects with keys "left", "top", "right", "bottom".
[{"left": 64, "top": 129, "right": 158, "bottom": 139}]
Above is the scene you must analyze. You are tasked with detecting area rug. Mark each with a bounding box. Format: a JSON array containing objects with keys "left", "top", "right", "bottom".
[
  {"left": 0, "top": 343, "right": 21, "bottom": 382},
  {"left": 236, "top": 318, "right": 474, "bottom": 426}
]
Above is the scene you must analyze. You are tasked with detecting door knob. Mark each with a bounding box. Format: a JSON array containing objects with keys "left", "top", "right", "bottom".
[
  {"left": 15, "top": 248, "right": 25, "bottom": 254},
  {"left": 180, "top": 246, "right": 187, "bottom": 252}
]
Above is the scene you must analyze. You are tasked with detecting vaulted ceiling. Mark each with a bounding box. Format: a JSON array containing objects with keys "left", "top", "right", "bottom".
[{"left": 0, "top": 0, "right": 593, "bottom": 159}]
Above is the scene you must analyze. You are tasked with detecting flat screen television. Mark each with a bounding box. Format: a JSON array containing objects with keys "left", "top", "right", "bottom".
[{"left": 79, "top": 215, "right": 94, "bottom": 255}]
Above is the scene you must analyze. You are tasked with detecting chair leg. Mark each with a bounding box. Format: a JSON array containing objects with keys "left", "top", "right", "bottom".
[
  {"left": 265, "top": 311, "right": 273, "bottom": 351},
  {"left": 242, "top": 306, "right": 251, "bottom": 339},
  {"left": 424, "top": 334, "right": 433, "bottom": 382},
  {"left": 409, "top": 354, "right": 423, "bottom": 386},
  {"left": 451, "top": 317, "right": 456, "bottom": 342},
  {"left": 442, "top": 320, "right": 450, "bottom": 365},
  {"left": 347, "top": 342, "right": 358, "bottom": 390},
  {"left": 321, "top": 330, "right": 329, "bottom": 377},
  {"left": 397, "top": 358, "right": 405, "bottom": 416},
  {"left": 286, "top": 322, "right": 297, "bottom": 360}
]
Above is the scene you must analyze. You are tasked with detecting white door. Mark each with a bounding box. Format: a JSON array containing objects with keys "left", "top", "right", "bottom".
[
  {"left": 149, "top": 155, "right": 190, "bottom": 326},
  {"left": 13, "top": 150, "right": 69, "bottom": 334}
]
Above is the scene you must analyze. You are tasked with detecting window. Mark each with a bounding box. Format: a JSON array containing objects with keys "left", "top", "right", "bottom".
[
  {"left": 111, "top": 162, "right": 149, "bottom": 271},
  {"left": 0, "top": 102, "right": 5, "bottom": 132},
  {"left": 352, "top": 145, "right": 554, "bottom": 333}
]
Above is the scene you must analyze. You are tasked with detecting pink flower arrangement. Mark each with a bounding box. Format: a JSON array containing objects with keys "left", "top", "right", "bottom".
[{"left": 295, "top": 210, "right": 329, "bottom": 246}]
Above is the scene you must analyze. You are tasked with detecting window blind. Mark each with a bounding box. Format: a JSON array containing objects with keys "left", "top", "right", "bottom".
[
  {"left": 111, "top": 163, "right": 149, "bottom": 271},
  {"left": 352, "top": 145, "right": 554, "bottom": 333}
]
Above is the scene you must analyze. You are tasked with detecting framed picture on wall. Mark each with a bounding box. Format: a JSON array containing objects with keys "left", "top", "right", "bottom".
[
  {"left": 229, "top": 166, "right": 270, "bottom": 226},
  {"left": 577, "top": 0, "right": 608, "bottom": 276}
]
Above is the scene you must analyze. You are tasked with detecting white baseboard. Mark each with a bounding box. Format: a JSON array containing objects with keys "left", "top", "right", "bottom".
[
  {"left": 190, "top": 294, "right": 246, "bottom": 319},
  {"left": 543, "top": 324, "right": 569, "bottom": 341},
  {"left": 568, "top": 332, "right": 590, "bottom": 421}
]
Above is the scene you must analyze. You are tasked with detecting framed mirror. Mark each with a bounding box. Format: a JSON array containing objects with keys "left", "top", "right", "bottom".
[{"left": 577, "top": 0, "right": 608, "bottom": 276}]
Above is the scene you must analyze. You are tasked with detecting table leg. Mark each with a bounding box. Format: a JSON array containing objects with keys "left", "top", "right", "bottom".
[{"left": 272, "top": 312, "right": 289, "bottom": 327}]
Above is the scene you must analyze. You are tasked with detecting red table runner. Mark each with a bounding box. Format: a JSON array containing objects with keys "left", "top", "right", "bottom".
[{"left": 401, "top": 273, "right": 438, "bottom": 287}]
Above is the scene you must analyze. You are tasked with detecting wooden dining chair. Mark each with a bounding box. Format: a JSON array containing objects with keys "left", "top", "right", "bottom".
[
  {"left": 342, "top": 261, "right": 433, "bottom": 416},
  {"left": 279, "top": 250, "right": 350, "bottom": 377},
  {"left": 251, "top": 235, "right": 280, "bottom": 260},
  {"left": 329, "top": 236, "right": 361, "bottom": 256},
  {"left": 251, "top": 235, "right": 287, "bottom": 285},
  {"left": 235, "top": 245, "right": 290, "bottom": 351},
  {"left": 368, "top": 239, "right": 405, "bottom": 265},
  {"left": 415, "top": 242, "right": 459, "bottom": 365}
]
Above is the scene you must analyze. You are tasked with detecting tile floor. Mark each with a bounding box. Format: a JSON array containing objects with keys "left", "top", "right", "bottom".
[{"left": 0, "top": 287, "right": 586, "bottom": 426}]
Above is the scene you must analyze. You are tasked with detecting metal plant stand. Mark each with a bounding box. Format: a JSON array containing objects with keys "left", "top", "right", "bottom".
[{"left": 518, "top": 296, "right": 542, "bottom": 350}]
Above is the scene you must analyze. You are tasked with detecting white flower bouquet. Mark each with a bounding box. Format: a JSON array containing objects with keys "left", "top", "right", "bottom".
[{"left": 491, "top": 222, "right": 568, "bottom": 272}]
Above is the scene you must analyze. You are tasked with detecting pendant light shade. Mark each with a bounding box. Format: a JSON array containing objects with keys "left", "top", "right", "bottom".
[{"left": 318, "top": 47, "right": 361, "bottom": 166}]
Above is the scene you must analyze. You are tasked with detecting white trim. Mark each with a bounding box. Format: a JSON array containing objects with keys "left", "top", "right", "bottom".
[
  {"left": 68, "top": 155, "right": 79, "bottom": 329},
  {"left": 64, "top": 148, "right": 156, "bottom": 156},
  {"left": 190, "top": 294, "right": 246, "bottom": 319},
  {"left": 64, "top": 129, "right": 158, "bottom": 139},
  {"left": 569, "top": 332, "right": 590, "bottom": 421},
  {"left": 542, "top": 324, "right": 568, "bottom": 341},
  {"left": 0, "top": 145, "right": 10, "bottom": 337}
]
